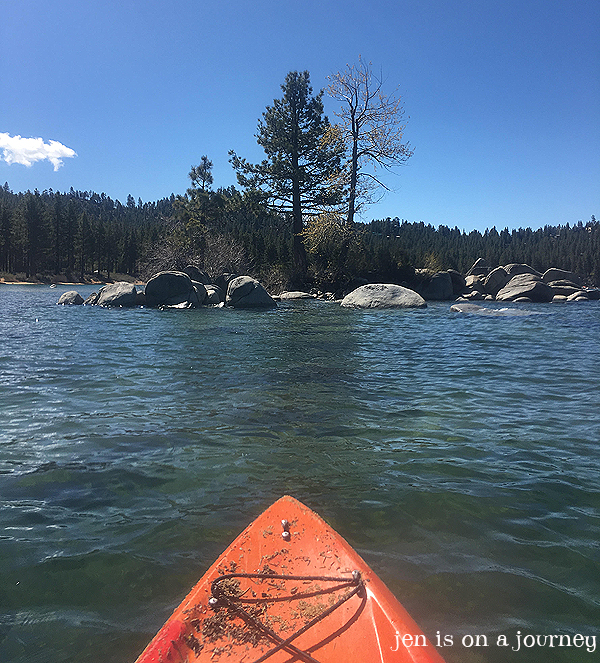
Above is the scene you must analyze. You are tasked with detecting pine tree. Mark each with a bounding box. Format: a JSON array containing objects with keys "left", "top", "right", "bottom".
[{"left": 230, "top": 71, "right": 345, "bottom": 280}]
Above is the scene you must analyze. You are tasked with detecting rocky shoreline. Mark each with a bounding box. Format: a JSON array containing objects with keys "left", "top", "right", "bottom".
[
  {"left": 451, "top": 258, "right": 600, "bottom": 303},
  {"left": 57, "top": 267, "right": 279, "bottom": 310},
  {"left": 55, "top": 260, "right": 600, "bottom": 310}
]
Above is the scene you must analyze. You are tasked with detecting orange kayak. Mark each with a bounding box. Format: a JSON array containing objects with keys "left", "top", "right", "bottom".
[{"left": 134, "top": 496, "right": 446, "bottom": 663}]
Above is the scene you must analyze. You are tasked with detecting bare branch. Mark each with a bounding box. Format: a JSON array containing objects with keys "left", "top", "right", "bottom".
[{"left": 327, "top": 56, "right": 414, "bottom": 225}]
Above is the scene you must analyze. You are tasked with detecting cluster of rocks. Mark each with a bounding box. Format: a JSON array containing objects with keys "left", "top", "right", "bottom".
[
  {"left": 336, "top": 261, "right": 600, "bottom": 309},
  {"left": 335, "top": 259, "right": 600, "bottom": 309},
  {"left": 57, "top": 267, "right": 277, "bottom": 309},
  {"left": 57, "top": 261, "right": 600, "bottom": 311},
  {"left": 456, "top": 259, "right": 600, "bottom": 303},
  {"left": 380, "top": 259, "right": 599, "bottom": 304}
]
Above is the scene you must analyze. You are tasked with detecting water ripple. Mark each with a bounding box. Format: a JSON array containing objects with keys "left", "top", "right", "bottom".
[{"left": 1, "top": 289, "right": 599, "bottom": 662}]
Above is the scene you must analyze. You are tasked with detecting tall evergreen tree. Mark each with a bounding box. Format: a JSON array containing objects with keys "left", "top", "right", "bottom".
[
  {"left": 23, "top": 191, "right": 49, "bottom": 277},
  {"left": 230, "top": 71, "right": 345, "bottom": 280},
  {"left": 189, "top": 155, "right": 214, "bottom": 191},
  {"left": 53, "top": 193, "right": 65, "bottom": 273},
  {"left": 0, "top": 202, "right": 12, "bottom": 272},
  {"left": 170, "top": 156, "right": 225, "bottom": 266}
]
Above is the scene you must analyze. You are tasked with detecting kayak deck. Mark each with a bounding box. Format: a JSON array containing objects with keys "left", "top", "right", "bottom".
[{"left": 135, "top": 495, "right": 445, "bottom": 663}]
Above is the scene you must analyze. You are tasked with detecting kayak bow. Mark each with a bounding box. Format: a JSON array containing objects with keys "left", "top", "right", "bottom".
[{"left": 135, "top": 495, "right": 445, "bottom": 663}]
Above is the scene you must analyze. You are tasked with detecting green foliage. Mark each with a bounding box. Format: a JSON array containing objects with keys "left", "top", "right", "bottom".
[
  {"left": 230, "top": 71, "right": 345, "bottom": 279},
  {"left": 0, "top": 184, "right": 173, "bottom": 280},
  {"left": 188, "top": 156, "right": 214, "bottom": 191},
  {"left": 141, "top": 183, "right": 290, "bottom": 281},
  {"left": 361, "top": 217, "right": 600, "bottom": 285},
  {"left": 1, "top": 177, "right": 598, "bottom": 289},
  {"left": 167, "top": 157, "right": 226, "bottom": 268},
  {"left": 302, "top": 212, "right": 362, "bottom": 287}
]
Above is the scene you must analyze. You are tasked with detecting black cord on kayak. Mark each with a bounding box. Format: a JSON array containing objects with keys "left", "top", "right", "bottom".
[
  {"left": 209, "top": 570, "right": 366, "bottom": 663},
  {"left": 210, "top": 570, "right": 363, "bottom": 604}
]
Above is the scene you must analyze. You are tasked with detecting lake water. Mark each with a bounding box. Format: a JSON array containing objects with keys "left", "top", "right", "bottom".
[{"left": 1, "top": 284, "right": 599, "bottom": 663}]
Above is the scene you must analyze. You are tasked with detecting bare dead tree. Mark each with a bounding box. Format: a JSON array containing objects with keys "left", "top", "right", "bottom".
[
  {"left": 327, "top": 57, "right": 414, "bottom": 226},
  {"left": 140, "top": 218, "right": 250, "bottom": 282}
]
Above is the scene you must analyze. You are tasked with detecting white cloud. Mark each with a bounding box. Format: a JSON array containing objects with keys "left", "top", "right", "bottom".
[{"left": 0, "top": 132, "right": 77, "bottom": 171}]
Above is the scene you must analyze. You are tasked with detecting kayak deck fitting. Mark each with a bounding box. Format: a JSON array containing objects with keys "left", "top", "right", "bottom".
[{"left": 135, "top": 495, "right": 446, "bottom": 663}]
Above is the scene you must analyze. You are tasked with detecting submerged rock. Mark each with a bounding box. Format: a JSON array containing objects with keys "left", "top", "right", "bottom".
[
  {"left": 341, "top": 283, "right": 427, "bottom": 309},
  {"left": 226, "top": 276, "right": 277, "bottom": 308},
  {"left": 450, "top": 302, "right": 541, "bottom": 317},
  {"left": 278, "top": 291, "right": 316, "bottom": 300},
  {"left": 96, "top": 281, "right": 138, "bottom": 307},
  {"left": 57, "top": 290, "right": 84, "bottom": 305}
]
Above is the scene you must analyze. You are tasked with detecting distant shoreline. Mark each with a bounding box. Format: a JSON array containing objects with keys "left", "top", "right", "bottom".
[
  {"left": 0, "top": 280, "right": 106, "bottom": 285},
  {"left": 1, "top": 274, "right": 143, "bottom": 286}
]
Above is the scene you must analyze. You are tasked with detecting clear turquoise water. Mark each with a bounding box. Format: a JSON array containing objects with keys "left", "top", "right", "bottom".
[{"left": 1, "top": 285, "right": 599, "bottom": 663}]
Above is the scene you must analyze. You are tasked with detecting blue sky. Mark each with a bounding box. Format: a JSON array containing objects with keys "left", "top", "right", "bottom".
[{"left": 1, "top": 0, "right": 598, "bottom": 232}]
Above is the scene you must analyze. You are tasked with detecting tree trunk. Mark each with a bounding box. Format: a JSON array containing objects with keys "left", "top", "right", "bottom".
[
  {"left": 291, "top": 176, "right": 307, "bottom": 280},
  {"left": 290, "top": 109, "right": 307, "bottom": 281},
  {"left": 346, "top": 115, "right": 359, "bottom": 227}
]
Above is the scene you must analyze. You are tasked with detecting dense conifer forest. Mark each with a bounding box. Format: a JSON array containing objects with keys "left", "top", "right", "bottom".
[
  {"left": 3, "top": 69, "right": 597, "bottom": 291},
  {"left": 0, "top": 183, "right": 170, "bottom": 281},
  {"left": 1, "top": 181, "right": 598, "bottom": 288}
]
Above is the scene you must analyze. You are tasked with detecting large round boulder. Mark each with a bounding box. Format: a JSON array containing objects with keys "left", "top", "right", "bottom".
[
  {"left": 96, "top": 281, "right": 138, "bottom": 307},
  {"left": 57, "top": 290, "right": 84, "bottom": 305},
  {"left": 542, "top": 268, "right": 582, "bottom": 286},
  {"left": 495, "top": 273, "right": 554, "bottom": 302},
  {"left": 226, "top": 276, "right": 277, "bottom": 308},
  {"left": 483, "top": 267, "right": 509, "bottom": 296},
  {"left": 340, "top": 283, "right": 427, "bottom": 309},
  {"left": 145, "top": 271, "right": 194, "bottom": 307}
]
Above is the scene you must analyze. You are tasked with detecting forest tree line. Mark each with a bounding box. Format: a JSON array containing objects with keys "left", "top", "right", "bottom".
[
  {"left": 1, "top": 63, "right": 597, "bottom": 289},
  {"left": 1, "top": 181, "right": 598, "bottom": 288},
  {"left": 0, "top": 183, "right": 169, "bottom": 281}
]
